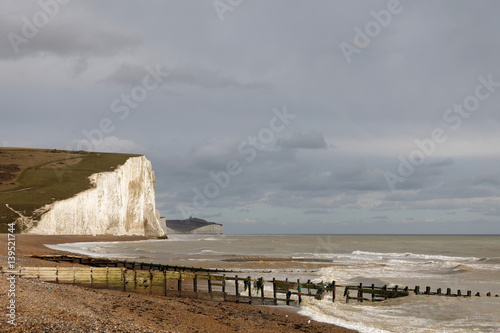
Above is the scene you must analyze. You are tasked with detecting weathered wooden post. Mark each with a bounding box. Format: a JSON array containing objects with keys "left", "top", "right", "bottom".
[
  {"left": 297, "top": 279, "right": 302, "bottom": 305},
  {"left": 273, "top": 278, "right": 277, "bottom": 305},
  {"left": 235, "top": 275, "right": 239, "bottom": 302},
  {"left": 208, "top": 274, "right": 213, "bottom": 300},
  {"left": 194, "top": 273, "right": 198, "bottom": 296},
  {"left": 285, "top": 278, "right": 290, "bottom": 303},
  {"left": 150, "top": 269, "right": 153, "bottom": 295},
  {"left": 457, "top": 290, "right": 461, "bottom": 297},
  {"left": 332, "top": 281, "right": 336, "bottom": 302},
  {"left": 260, "top": 277, "right": 265, "bottom": 305},
  {"left": 446, "top": 288, "right": 451, "bottom": 296},
  {"left": 358, "top": 283, "right": 363, "bottom": 302},
  {"left": 73, "top": 268, "right": 76, "bottom": 285},
  {"left": 164, "top": 270, "right": 168, "bottom": 296},
  {"left": 90, "top": 268, "right": 93, "bottom": 288},
  {"left": 437, "top": 288, "right": 442, "bottom": 296},
  {"left": 178, "top": 272, "right": 182, "bottom": 297},
  {"left": 106, "top": 267, "right": 109, "bottom": 289},
  {"left": 425, "top": 286, "right": 431, "bottom": 295},
  {"left": 123, "top": 268, "right": 127, "bottom": 292},
  {"left": 345, "top": 287, "right": 350, "bottom": 303},
  {"left": 223, "top": 274, "right": 226, "bottom": 301},
  {"left": 467, "top": 290, "right": 472, "bottom": 297},
  {"left": 134, "top": 267, "right": 137, "bottom": 291},
  {"left": 248, "top": 276, "right": 252, "bottom": 304},
  {"left": 285, "top": 278, "right": 291, "bottom": 305},
  {"left": 414, "top": 286, "right": 420, "bottom": 295},
  {"left": 487, "top": 292, "right": 491, "bottom": 297},
  {"left": 55, "top": 267, "right": 59, "bottom": 284},
  {"left": 371, "top": 284, "right": 375, "bottom": 302}
]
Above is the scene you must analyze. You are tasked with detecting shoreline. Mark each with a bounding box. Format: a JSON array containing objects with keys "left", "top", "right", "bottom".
[{"left": 0, "top": 234, "right": 357, "bottom": 332}]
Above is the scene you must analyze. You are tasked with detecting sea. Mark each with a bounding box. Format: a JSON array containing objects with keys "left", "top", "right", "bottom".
[{"left": 47, "top": 234, "right": 500, "bottom": 333}]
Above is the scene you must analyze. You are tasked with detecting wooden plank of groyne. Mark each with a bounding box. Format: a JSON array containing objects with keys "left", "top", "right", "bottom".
[
  {"left": 161, "top": 271, "right": 179, "bottom": 280},
  {"left": 58, "top": 268, "right": 75, "bottom": 283}
]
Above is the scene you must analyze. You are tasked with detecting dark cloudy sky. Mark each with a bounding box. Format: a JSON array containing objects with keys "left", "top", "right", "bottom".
[{"left": 2, "top": 0, "right": 500, "bottom": 234}]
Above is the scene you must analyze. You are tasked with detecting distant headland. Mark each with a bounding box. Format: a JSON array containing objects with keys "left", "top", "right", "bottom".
[{"left": 164, "top": 217, "right": 223, "bottom": 234}]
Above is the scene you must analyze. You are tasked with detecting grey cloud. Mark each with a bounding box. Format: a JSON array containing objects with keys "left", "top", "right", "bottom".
[
  {"left": 370, "top": 216, "right": 389, "bottom": 220},
  {"left": 98, "top": 63, "right": 151, "bottom": 85},
  {"left": 198, "top": 212, "right": 222, "bottom": 219},
  {"left": 474, "top": 172, "right": 500, "bottom": 186},
  {"left": 387, "top": 159, "right": 456, "bottom": 191},
  {"left": 304, "top": 209, "right": 330, "bottom": 215},
  {"left": 0, "top": 6, "right": 142, "bottom": 60},
  {"left": 278, "top": 131, "right": 327, "bottom": 150},
  {"left": 100, "top": 62, "right": 266, "bottom": 89},
  {"left": 167, "top": 64, "right": 267, "bottom": 89},
  {"left": 428, "top": 158, "right": 454, "bottom": 168},
  {"left": 482, "top": 209, "right": 500, "bottom": 217}
]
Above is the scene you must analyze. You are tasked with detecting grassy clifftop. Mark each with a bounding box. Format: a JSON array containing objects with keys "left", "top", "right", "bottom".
[{"left": 0, "top": 148, "right": 140, "bottom": 233}]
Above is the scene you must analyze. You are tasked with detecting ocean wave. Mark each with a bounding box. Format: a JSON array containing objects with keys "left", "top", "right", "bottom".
[
  {"left": 351, "top": 250, "right": 482, "bottom": 262},
  {"left": 165, "top": 235, "right": 223, "bottom": 242},
  {"left": 200, "top": 249, "right": 219, "bottom": 254},
  {"left": 442, "top": 262, "right": 500, "bottom": 274},
  {"left": 483, "top": 257, "right": 500, "bottom": 264}
]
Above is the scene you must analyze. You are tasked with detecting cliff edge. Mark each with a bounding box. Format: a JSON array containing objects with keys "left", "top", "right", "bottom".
[{"left": 0, "top": 148, "right": 165, "bottom": 236}]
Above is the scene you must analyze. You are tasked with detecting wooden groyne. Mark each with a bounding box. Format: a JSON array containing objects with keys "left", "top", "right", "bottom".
[
  {"left": 30, "top": 254, "right": 232, "bottom": 273},
  {"left": 3, "top": 266, "right": 332, "bottom": 305},
  {"left": 3, "top": 265, "right": 497, "bottom": 306}
]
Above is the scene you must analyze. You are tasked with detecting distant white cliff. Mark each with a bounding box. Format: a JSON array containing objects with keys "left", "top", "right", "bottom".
[{"left": 25, "top": 156, "right": 165, "bottom": 236}]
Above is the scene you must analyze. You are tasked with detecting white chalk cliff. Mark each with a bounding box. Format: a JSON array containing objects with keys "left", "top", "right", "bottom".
[{"left": 25, "top": 156, "right": 165, "bottom": 236}]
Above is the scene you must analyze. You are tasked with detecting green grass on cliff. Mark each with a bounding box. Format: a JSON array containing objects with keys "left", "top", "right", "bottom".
[{"left": 0, "top": 148, "right": 140, "bottom": 233}]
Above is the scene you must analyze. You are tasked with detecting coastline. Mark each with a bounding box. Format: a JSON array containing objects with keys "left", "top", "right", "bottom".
[{"left": 0, "top": 235, "right": 357, "bottom": 332}]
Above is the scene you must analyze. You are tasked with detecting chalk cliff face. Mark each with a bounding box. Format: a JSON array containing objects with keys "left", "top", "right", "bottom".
[{"left": 26, "top": 156, "right": 165, "bottom": 236}]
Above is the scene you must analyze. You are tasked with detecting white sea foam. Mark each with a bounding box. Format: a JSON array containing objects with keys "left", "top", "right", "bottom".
[
  {"left": 350, "top": 250, "right": 482, "bottom": 262},
  {"left": 299, "top": 299, "right": 388, "bottom": 333}
]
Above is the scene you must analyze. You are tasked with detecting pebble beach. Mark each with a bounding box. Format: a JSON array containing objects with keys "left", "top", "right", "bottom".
[{"left": 0, "top": 235, "right": 356, "bottom": 332}]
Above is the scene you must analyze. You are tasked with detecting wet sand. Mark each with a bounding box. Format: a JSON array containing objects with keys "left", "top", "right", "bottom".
[{"left": 0, "top": 235, "right": 357, "bottom": 332}]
